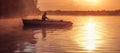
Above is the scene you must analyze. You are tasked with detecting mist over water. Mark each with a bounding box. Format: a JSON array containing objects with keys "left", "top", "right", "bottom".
[
  {"left": 0, "top": 16, "right": 120, "bottom": 53},
  {"left": 0, "top": 0, "right": 39, "bottom": 17}
]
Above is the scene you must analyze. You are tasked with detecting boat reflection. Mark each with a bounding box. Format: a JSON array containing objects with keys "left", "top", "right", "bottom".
[
  {"left": 23, "top": 24, "right": 73, "bottom": 30},
  {"left": 14, "top": 25, "right": 72, "bottom": 53},
  {"left": 33, "top": 26, "right": 48, "bottom": 41}
]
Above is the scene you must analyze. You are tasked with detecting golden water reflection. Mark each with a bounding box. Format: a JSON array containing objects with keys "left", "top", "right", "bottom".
[
  {"left": 84, "top": 22, "right": 97, "bottom": 51},
  {"left": 76, "top": 18, "right": 103, "bottom": 51}
]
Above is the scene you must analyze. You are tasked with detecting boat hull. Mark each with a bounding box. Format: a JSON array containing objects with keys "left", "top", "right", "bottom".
[{"left": 23, "top": 19, "right": 73, "bottom": 27}]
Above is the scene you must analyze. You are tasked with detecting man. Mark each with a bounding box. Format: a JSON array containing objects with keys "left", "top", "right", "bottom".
[{"left": 42, "top": 12, "right": 48, "bottom": 21}]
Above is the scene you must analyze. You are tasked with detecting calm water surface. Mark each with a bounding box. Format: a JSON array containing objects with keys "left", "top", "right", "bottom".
[{"left": 0, "top": 16, "right": 120, "bottom": 53}]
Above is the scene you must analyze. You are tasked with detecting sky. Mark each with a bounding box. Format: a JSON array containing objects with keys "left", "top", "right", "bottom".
[{"left": 38, "top": 0, "right": 120, "bottom": 11}]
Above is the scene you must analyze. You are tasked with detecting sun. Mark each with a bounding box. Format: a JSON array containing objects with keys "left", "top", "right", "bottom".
[
  {"left": 85, "top": 0, "right": 101, "bottom": 6},
  {"left": 73, "top": 0, "right": 101, "bottom": 6},
  {"left": 85, "top": 0, "right": 102, "bottom": 6},
  {"left": 86, "top": 0, "right": 99, "bottom": 3}
]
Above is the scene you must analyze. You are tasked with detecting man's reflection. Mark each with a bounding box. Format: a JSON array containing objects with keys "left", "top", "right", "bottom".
[{"left": 41, "top": 27, "right": 47, "bottom": 40}]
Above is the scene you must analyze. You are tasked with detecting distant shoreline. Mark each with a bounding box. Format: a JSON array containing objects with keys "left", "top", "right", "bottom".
[
  {"left": 40, "top": 10, "right": 120, "bottom": 16},
  {"left": 1, "top": 10, "right": 120, "bottom": 18}
]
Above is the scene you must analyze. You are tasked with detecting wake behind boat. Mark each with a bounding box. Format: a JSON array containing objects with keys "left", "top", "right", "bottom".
[{"left": 22, "top": 19, "right": 73, "bottom": 27}]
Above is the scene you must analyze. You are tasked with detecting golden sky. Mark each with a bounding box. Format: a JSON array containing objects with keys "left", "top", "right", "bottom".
[{"left": 38, "top": 0, "right": 120, "bottom": 11}]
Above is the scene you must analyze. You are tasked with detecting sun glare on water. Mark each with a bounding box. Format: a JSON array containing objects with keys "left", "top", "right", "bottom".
[
  {"left": 74, "top": 17, "right": 103, "bottom": 51},
  {"left": 84, "top": 22, "right": 96, "bottom": 51},
  {"left": 82, "top": 18, "right": 102, "bottom": 51}
]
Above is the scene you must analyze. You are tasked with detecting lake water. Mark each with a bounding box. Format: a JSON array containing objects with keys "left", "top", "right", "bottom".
[{"left": 0, "top": 16, "right": 120, "bottom": 53}]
